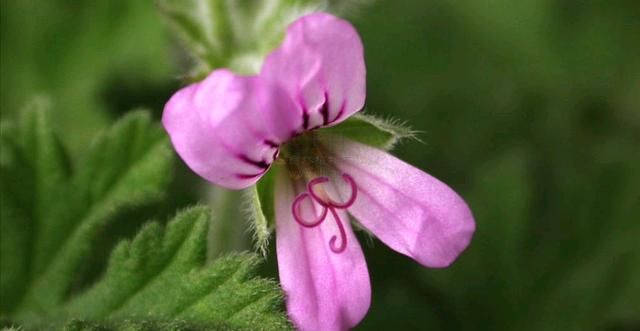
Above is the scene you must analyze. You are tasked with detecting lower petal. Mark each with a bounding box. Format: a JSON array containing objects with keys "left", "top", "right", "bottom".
[
  {"left": 275, "top": 171, "right": 370, "bottom": 331},
  {"left": 330, "top": 138, "right": 475, "bottom": 268}
]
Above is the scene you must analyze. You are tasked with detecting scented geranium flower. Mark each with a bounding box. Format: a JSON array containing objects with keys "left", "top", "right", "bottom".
[{"left": 163, "top": 12, "right": 475, "bottom": 331}]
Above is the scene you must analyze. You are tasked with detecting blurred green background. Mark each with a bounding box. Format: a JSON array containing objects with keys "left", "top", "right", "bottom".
[{"left": 1, "top": 1, "right": 639, "bottom": 330}]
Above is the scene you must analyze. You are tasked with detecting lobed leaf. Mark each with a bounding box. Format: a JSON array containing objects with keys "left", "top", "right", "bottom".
[
  {"left": 0, "top": 103, "right": 173, "bottom": 316},
  {"left": 59, "top": 207, "right": 291, "bottom": 331},
  {"left": 62, "top": 318, "right": 240, "bottom": 331},
  {"left": 0, "top": 99, "right": 70, "bottom": 313},
  {"left": 1, "top": 104, "right": 291, "bottom": 329}
]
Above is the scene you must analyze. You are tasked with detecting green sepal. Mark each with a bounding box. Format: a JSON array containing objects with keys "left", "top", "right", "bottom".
[
  {"left": 320, "top": 112, "right": 417, "bottom": 150},
  {"left": 247, "top": 165, "right": 279, "bottom": 256}
]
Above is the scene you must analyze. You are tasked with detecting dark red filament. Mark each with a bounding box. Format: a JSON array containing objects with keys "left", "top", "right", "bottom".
[{"left": 291, "top": 173, "right": 357, "bottom": 254}]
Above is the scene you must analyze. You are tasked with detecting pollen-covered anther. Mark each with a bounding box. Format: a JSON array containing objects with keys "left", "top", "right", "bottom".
[{"left": 291, "top": 173, "right": 357, "bottom": 253}]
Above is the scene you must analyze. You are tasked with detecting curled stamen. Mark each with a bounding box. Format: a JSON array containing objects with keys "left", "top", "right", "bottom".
[
  {"left": 290, "top": 173, "right": 357, "bottom": 254},
  {"left": 292, "top": 193, "right": 328, "bottom": 228},
  {"left": 308, "top": 174, "right": 357, "bottom": 208},
  {"left": 328, "top": 208, "right": 348, "bottom": 253},
  {"left": 306, "top": 177, "right": 330, "bottom": 206}
]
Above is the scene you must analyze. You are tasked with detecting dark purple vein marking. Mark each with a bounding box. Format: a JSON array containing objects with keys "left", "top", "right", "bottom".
[
  {"left": 320, "top": 92, "right": 330, "bottom": 125},
  {"left": 302, "top": 111, "right": 310, "bottom": 130},
  {"left": 264, "top": 139, "right": 280, "bottom": 148},
  {"left": 238, "top": 154, "right": 270, "bottom": 169},
  {"left": 236, "top": 171, "right": 267, "bottom": 179},
  {"left": 331, "top": 100, "right": 346, "bottom": 124}
]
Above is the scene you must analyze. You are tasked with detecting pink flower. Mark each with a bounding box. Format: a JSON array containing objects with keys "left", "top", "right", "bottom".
[{"left": 163, "top": 12, "right": 475, "bottom": 331}]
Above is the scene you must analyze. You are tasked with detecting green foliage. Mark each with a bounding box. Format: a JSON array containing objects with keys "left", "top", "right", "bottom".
[
  {"left": 0, "top": 98, "right": 70, "bottom": 314},
  {"left": 0, "top": 104, "right": 290, "bottom": 330},
  {"left": 0, "top": 102, "right": 168, "bottom": 315},
  {"left": 62, "top": 319, "right": 242, "bottom": 331},
  {"left": 0, "top": 1, "right": 172, "bottom": 154},
  {"left": 58, "top": 207, "right": 291, "bottom": 331},
  {"left": 0, "top": 102, "right": 172, "bottom": 316}
]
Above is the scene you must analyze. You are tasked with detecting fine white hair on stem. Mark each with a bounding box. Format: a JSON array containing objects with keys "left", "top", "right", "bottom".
[{"left": 242, "top": 186, "right": 272, "bottom": 257}]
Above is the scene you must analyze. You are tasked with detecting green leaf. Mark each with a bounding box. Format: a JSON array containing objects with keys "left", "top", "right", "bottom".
[
  {"left": 320, "top": 112, "right": 417, "bottom": 150},
  {"left": 58, "top": 207, "right": 291, "bottom": 331},
  {"left": 1, "top": 103, "right": 290, "bottom": 330},
  {"left": 62, "top": 318, "right": 240, "bottom": 331},
  {"left": 1, "top": 98, "right": 70, "bottom": 313},
  {"left": 0, "top": 103, "right": 173, "bottom": 315}
]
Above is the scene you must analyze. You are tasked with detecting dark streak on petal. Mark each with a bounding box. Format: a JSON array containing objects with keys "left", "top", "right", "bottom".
[
  {"left": 290, "top": 130, "right": 302, "bottom": 139},
  {"left": 264, "top": 139, "right": 280, "bottom": 148},
  {"left": 320, "top": 92, "right": 330, "bottom": 125},
  {"left": 330, "top": 100, "right": 346, "bottom": 124},
  {"left": 236, "top": 171, "right": 267, "bottom": 179},
  {"left": 302, "top": 112, "right": 310, "bottom": 130},
  {"left": 238, "top": 154, "right": 270, "bottom": 169}
]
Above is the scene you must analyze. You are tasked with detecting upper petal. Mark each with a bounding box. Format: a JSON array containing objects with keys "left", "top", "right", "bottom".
[
  {"left": 261, "top": 12, "right": 366, "bottom": 131},
  {"left": 330, "top": 138, "right": 476, "bottom": 268},
  {"left": 275, "top": 171, "right": 370, "bottom": 331},
  {"left": 162, "top": 69, "right": 300, "bottom": 189}
]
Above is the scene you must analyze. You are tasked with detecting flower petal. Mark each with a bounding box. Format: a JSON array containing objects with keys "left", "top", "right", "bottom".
[
  {"left": 261, "top": 12, "right": 366, "bottom": 131},
  {"left": 162, "top": 69, "right": 299, "bottom": 189},
  {"left": 330, "top": 139, "right": 475, "bottom": 268},
  {"left": 275, "top": 172, "right": 370, "bottom": 331}
]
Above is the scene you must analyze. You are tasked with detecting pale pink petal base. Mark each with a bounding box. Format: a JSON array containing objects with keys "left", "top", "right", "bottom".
[
  {"left": 275, "top": 171, "right": 371, "bottom": 331},
  {"left": 331, "top": 138, "right": 476, "bottom": 268}
]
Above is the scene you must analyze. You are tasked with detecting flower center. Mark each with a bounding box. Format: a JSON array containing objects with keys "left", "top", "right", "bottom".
[
  {"left": 291, "top": 173, "right": 357, "bottom": 254},
  {"left": 278, "top": 131, "right": 332, "bottom": 179}
]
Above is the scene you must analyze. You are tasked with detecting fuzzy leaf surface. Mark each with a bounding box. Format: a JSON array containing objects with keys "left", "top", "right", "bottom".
[
  {"left": 0, "top": 103, "right": 173, "bottom": 316},
  {"left": 59, "top": 207, "right": 292, "bottom": 331}
]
